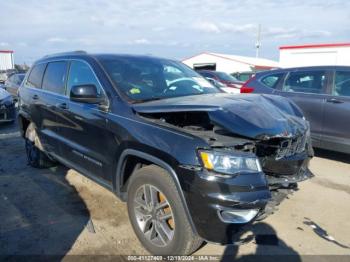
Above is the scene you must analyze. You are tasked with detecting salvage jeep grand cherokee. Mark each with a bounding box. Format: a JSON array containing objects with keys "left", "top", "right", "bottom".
[{"left": 18, "top": 52, "right": 313, "bottom": 255}]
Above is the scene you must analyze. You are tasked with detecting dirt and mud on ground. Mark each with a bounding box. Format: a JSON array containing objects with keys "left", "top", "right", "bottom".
[{"left": 1, "top": 121, "right": 350, "bottom": 260}]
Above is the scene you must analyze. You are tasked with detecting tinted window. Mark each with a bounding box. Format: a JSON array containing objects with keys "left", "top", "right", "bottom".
[
  {"left": 99, "top": 57, "right": 218, "bottom": 102},
  {"left": 233, "top": 73, "right": 253, "bottom": 82},
  {"left": 333, "top": 71, "right": 350, "bottom": 97},
  {"left": 283, "top": 71, "right": 326, "bottom": 94},
  {"left": 213, "top": 71, "right": 239, "bottom": 82},
  {"left": 261, "top": 73, "right": 283, "bottom": 89},
  {"left": 27, "top": 63, "right": 47, "bottom": 89},
  {"left": 18, "top": 74, "right": 25, "bottom": 84},
  {"left": 42, "top": 61, "right": 68, "bottom": 94},
  {"left": 11, "top": 75, "right": 23, "bottom": 85},
  {"left": 67, "top": 61, "right": 101, "bottom": 95}
]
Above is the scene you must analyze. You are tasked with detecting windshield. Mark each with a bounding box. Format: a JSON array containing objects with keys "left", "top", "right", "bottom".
[
  {"left": 214, "top": 71, "right": 239, "bottom": 82},
  {"left": 99, "top": 56, "right": 219, "bottom": 102}
]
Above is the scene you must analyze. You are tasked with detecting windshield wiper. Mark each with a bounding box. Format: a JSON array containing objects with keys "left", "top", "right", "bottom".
[{"left": 133, "top": 97, "right": 164, "bottom": 103}]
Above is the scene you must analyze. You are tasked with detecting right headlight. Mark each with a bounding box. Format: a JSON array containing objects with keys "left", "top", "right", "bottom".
[{"left": 199, "top": 150, "right": 262, "bottom": 175}]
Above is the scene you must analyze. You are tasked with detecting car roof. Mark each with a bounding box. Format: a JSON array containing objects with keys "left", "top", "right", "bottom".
[
  {"left": 35, "top": 51, "right": 175, "bottom": 65},
  {"left": 256, "top": 65, "right": 350, "bottom": 76}
]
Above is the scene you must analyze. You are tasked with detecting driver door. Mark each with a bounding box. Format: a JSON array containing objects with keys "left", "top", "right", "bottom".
[{"left": 56, "top": 60, "right": 113, "bottom": 182}]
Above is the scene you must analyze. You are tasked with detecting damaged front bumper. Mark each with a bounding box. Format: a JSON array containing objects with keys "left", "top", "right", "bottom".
[
  {"left": 178, "top": 150, "right": 313, "bottom": 244},
  {"left": 263, "top": 150, "right": 314, "bottom": 186},
  {"left": 178, "top": 165, "right": 271, "bottom": 244}
]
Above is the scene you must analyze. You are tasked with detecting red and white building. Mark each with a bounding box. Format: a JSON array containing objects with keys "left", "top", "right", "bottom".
[
  {"left": 279, "top": 43, "right": 350, "bottom": 68},
  {"left": 0, "top": 50, "right": 14, "bottom": 70},
  {"left": 182, "top": 52, "right": 279, "bottom": 74}
]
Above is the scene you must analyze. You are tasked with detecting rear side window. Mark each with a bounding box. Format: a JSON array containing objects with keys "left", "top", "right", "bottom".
[
  {"left": 27, "top": 63, "right": 47, "bottom": 89},
  {"left": 260, "top": 73, "right": 283, "bottom": 89},
  {"left": 333, "top": 71, "right": 350, "bottom": 97},
  {"left": 42, "top": 61, "right": 68, "bottom": 95},
  {"left": 283, "top": 71, "right": 326, "bottom": 94}
]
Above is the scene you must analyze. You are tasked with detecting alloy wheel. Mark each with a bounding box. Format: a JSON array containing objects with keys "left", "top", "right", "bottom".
[{"left": 133, "top": 184, "right": 175, "bottom": 247}]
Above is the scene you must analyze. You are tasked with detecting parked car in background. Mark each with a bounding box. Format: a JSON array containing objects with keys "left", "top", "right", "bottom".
[
  {"left": 0, "top": 70, "right": 8, "bottom": 84},
  {"left": 0, "top": 88, "right": 16, "bottom": 122},
  {"left": 231, "top": 71, "right": 255, "bottom": 82},
  {"left": 3, "top": 73, "right": 25, "bottom": 98},
  {"left": 241, "top": 66, "right": 350, "bottom": 154},
  {"left": 197, "top": 70, "right": 244, "bottom": 90},
  {"left": 18, "top": 52, "right": 313, "bottom": 255},
  {"left": 204, "top": 77, "right": 240, "bottom": 94}
]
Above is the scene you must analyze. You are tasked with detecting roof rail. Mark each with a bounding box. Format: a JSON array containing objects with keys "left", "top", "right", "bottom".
[{"left": 42, "top": 50, "right": 87, "bottom": 58}]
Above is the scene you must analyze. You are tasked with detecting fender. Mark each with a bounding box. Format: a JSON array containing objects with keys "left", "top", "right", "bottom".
[
  {"left": 115, "top": 149, "right": 198, "bottom": 234},
  {"left": 17, "top": 111, "right": 33, "bottom": 137}
]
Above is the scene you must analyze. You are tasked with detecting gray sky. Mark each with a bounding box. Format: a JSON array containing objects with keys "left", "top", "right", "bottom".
[{"left": 1, "top": 0, "right": 349, "bottom": 64}]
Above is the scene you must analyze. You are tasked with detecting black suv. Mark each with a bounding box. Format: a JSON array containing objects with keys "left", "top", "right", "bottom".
[{"left": 18, "top": 52, "right": 313, "bottom": 255}]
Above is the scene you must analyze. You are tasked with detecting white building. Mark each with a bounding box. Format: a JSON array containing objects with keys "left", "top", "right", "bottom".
[
  {"left": 279, "top": 43, "right": 350, "bottom": 68},
  {"left": 182, "top": 52, "right": 279, "bottom": 74},
  {"left": 0, "top": 50, "right": 14, "bottom": 70}
]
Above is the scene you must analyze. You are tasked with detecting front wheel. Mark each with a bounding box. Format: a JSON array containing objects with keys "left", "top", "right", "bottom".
[{"left": 127, "top": 165, "right": 202, "bottom": 255}]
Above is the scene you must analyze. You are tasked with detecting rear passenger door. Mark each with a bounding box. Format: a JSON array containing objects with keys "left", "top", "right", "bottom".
[
  {"left": 20, "top": 63, "right": 48, "bottom": 144},
  {"left": 321, "top": 70, "right": 350, "bottom": 153},
  {"left": 40, "top": 61, "right": 69, "bottom": 154},
  {"left": 275, "top": 69, "right": 329, "bottom": 148}
]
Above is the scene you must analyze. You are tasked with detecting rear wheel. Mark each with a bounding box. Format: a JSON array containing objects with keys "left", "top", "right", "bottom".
[
  {"left": 127, "top": 165, "right": 202, "bottom": 255},
  {"left": 25, "top": 123, "right": 55, "bottom": 168}
]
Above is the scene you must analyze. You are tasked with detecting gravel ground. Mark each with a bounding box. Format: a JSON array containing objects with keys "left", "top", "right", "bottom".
[{"left": 0, "top": 121, "right": 350, "bottom": 260}]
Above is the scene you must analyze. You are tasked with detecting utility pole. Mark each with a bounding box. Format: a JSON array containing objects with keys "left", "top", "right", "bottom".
[{"left": 255, "top": 24, "right": 261, "bottom": 58}]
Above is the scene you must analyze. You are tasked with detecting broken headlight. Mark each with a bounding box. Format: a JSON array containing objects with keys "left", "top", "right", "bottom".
[{"left": 199, "top": 150, "right": 262, "bottom": 175}]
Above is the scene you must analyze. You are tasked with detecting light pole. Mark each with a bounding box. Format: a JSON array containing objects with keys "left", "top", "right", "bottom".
[{"left": 255, "top": 24, "right": 261, "bottom": 58}]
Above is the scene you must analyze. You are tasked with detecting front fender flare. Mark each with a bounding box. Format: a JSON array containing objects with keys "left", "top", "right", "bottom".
[{"left": 115, "top": 149, "right": 198, "bottom": 235}]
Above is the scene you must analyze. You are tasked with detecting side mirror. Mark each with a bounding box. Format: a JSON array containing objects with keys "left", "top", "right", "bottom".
[{"left": 70, "top": 84, "right": 105, "bottom": 104}]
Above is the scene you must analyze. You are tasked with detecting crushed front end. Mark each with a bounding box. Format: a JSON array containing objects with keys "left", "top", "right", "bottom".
[
  {"left": 133, "top": 93, "right": 314, "bottom": 243},
  {"left": 254, "top": 128, "right": 314, "bottom": 219}
]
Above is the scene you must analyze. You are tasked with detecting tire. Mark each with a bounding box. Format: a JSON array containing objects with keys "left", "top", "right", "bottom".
[
  {"left": 25, "top": 123, "right": 55, "bottom": 168},
  {"left": 127, "top": 165, "right": 202, "bottom": 255}
]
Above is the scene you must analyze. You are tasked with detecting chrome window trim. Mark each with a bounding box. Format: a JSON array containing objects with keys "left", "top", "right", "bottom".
[{"left": 24, "top": 58, "right": 110, "bottom": 108}]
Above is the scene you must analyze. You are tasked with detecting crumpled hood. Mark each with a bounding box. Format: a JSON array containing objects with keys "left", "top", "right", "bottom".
[{"left": 133, "top": 93, "right": 308, "bottom": 140}]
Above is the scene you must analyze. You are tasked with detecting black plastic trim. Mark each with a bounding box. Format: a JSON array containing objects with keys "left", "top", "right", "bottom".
[{"left": 115, "top": 149, "right": 198, "bottom": 235}]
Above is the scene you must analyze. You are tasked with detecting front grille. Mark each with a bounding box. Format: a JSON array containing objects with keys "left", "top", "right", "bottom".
[
  {"left": 256, "top": 132, "right": 307, "bottom": 160},
  {"left": 275, "top": 134, "right": 307, "bottom": 159}
]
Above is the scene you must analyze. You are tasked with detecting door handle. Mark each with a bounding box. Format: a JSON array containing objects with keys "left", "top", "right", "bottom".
[
  {"left": 32, "top": 94, "right": 39, "bottom": 100},
  {"left": 56, "top": 102, "right": 69, "bottom": 110},
  {"left": 326, "top": 98, "right": 344, "bottom": 104}
]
